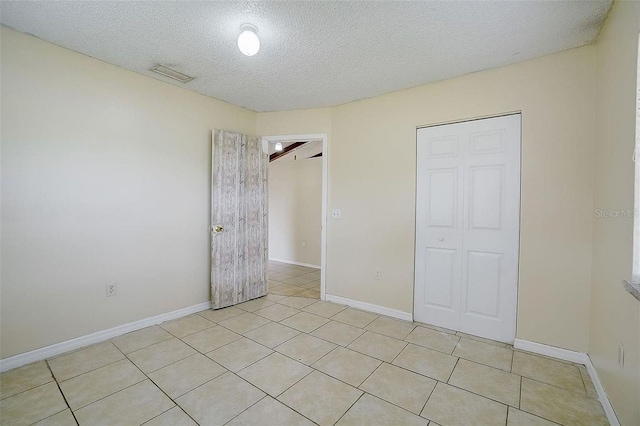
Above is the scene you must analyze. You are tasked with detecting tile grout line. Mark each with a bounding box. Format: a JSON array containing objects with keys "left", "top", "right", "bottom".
[
  {"left": 66, "top": 363, "right": 148, "bottom": 411},
  {"left": 417, "top": 377, "right": 438, "bottom": 419},
  {"left": 143, "top": 352, "right": 227, "bottom": 396},
  {"left": 519, "top": 375, "right": 594, "bottom": 398},
  {"left": 388, "top": 341, "right": 410, "bottom": 365},
  {"left": 518, "top": 407, "right": 564, "bottom": 426},
  {"left": 445, "top": 357, "right": 460, "bottom": 383},
  {"left": 401, "top": 335, "right": 462, "bottom": 357},
  {"left": 360, "top": 383, "right": 432, "bottom": 421},
  {"left": 519, "top": 376, "right": 523, "bottom": 410},
  {"left": 378, "top": 359, "right": 447, "bottom": 383},
  {"left": 343, "top": 344, "right": 396, "bottom": 364},
  {"left": 46, "top": 340, "right": 125, "bottom": 364},
  {"left": 219, "top": 395, "right": 271, "bottom": 426},
  {"left": 310, "top": 327, "right": 366, "bottom": 348},
  {"left": 9, "top": 380, "right": 75, "bottom": 426},
  {"left": 141, "top": 371, "right": 202, "bottom": 426},
  {"left": 510, "top": 349, "right": 515, "bottom": 372},
  {"left": 443, "top": 336, "right": 516, "bottom": 371},
  {"left": 440, "top": 378, "right": 562, "bottom": 416},
  {"left": 307, "top": 345, "right": 343, "bottom": 369},
  {"left": 126, "top": 344, "right": 198, "bottom": 376},
  {"left": 250, "top": 376, "right": 320, "bottom": 425},
  {"left": 45, "top": 342, "right": 130, "bottom": 390},
  {"left": 332, "top": 391, "right": 365, "bottom": 425},
  {"left": 230, "top": 365, "right": 319, "bottom": 424},
  {"left": 243, "top": 325, "right": 303, "bottom": 349},
  {"left": 139, "top": 406, "right": 181, "bottom": 425},
  {"left": 511, "top": 380, "right": 567, "bottom": 425},
  {"left": 46, "top": 340, "right": 141, "bottom": 412},
  {"left": 180, "top": 329, "right": 245, "bottom": 355},
  {"left": 206, "top": 346, "right": 274, "bottom": 376},
  {"left": 160, "top": 317, "right": 218, "bottom": 340},
  {"left": 253, "top": 308, "right": 303, "bottom": 323},
  {"left": 577, "top": 365, "right": 589, "bottom": 395},
  {"left": 0, "top": 377, "right": 56, "bottom": 402},
  {"left": 440, "top": 366, "right": 531, "bottom": 410},
  {"left": 64, "top": 377, "right": 152, "bottom": 415},
  {"left": 44, "top": 359, "right": 80, "bottom": 426},
  {"left": 113, "top": 333, "right": 175, "bottom": 355},
  {"left": 348, "top": 356, "right": 382, "bottom": 387}
]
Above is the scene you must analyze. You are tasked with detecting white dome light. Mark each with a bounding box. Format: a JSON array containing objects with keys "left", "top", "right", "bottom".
[
  {"left": 237, "top": 24, "right": 260, "bottom": 56},
  {"left": 275, "top": 142, "right": 283, "bottom": 151}
]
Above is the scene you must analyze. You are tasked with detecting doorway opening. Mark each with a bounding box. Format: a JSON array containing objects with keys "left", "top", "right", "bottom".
[{"left": 262, "top": 134, "right": 328, "bottom": 302}]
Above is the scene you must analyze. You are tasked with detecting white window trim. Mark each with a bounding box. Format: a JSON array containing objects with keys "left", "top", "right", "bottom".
[{"left": 626, "top": 35, "right": 640, "bottom": 301}]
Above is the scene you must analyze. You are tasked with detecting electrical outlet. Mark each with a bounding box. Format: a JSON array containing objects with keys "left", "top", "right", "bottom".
[
  {"left": 106, "top": 283, "right": 117, "bottom": 297},
  {"left": 375, "top": 270, "right": 382, "bottom": 280},
  {"left": 302, "top": 240, "right": 307, "bottom": 248},
  {"left": 332, "top": 209, "right": 341, "bottom": 219},
  {"left": 618, "top": 343, "right": 625, "bottom": 368}
]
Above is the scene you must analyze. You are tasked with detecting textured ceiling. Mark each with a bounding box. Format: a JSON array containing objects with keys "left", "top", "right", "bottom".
[{"left": 0, "top": 1, "right": 611, "bottom": 112}]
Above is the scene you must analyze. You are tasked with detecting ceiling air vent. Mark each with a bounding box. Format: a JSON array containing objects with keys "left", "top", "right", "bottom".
[{"left": 149, "top": 64, "right": 194, "bottom": 83}]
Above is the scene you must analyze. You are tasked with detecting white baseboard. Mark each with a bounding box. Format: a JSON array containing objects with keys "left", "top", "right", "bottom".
[
  {"left": 0, "top": 301, "right": 212, "bottom": 373},
  {"left": 584, "top": 355, "right": 621, "bottom": 426},
  {"left": 513, "top": 339, "right": 619, "bottom": 426},
  {"left": 325, "top": 294, "right": 413, "bottom": 322},
  {"left": 269, "top": 258, "right": 320, "bottom": 269},
  {"left": 513, "top": 338, "right": 588, "bottom": 364}
]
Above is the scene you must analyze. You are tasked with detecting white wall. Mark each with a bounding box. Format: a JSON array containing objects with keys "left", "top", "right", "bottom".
[
  {"left": 258, "top": 45, "right": 598, "bottom": 352},
  {"left": 590, "top": 2, "right": 640, "bottom": 424},
  {"left": 268, "top": 158, "right": 322, "bottom": 266},
  {"left": 0, "top": 28, "right": 256, "bottom": 358}
]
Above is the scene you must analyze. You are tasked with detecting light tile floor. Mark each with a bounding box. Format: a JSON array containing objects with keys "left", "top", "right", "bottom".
[{"left": 0, "top": 261, "right": 607, "bottom": 426}]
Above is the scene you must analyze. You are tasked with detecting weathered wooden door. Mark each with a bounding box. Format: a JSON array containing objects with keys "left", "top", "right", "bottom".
[{"left": 211, "top": 129, "right": 268, "bottom": 309}]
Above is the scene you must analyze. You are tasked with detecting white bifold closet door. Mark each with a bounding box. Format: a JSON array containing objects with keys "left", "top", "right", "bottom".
[
  {"left": 414, "top": 114, "right": 521, "bottom": 343},
  {"left": 211, "top": 129, "right": 268, "bottom": 309}
]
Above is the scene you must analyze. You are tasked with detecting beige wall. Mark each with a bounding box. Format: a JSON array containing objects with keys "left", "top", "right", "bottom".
[
  {"left": 257, "top": 108, "right": 332, "bottom": 138},
  {"left": 0, "top": 22, "right": 602, "bottom": 359},
  {"left": 2, "top": 6, "right": 638, "bottom": 420},
  {"left": 268, "top": 159, "right": 322, "bottom": 266},
  {"left": 0, "top": 28, "right": 256, "bottom": 358},
  {"left": 258, "top": 47, "right": 598, "bottom": 352},
  {"left": 590, "top": 2, "right": 640, "bottom": 424}
]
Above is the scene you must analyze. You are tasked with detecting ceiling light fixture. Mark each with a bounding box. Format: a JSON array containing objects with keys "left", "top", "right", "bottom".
[
  {"left": 275, "top": 142, "right": 283, "bottom": 151},
  {"left": 237, "top": 24, "right": 260, "bottom": 56}
]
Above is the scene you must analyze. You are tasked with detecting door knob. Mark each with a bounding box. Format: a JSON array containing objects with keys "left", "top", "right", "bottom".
[{"left": 212, "top": 225, "right": 224, "bottom": 233}]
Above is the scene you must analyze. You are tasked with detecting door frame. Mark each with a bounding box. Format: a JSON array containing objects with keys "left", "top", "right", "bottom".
[
  {"left": 413, "top": 112, "right": 522, "bottom": 342},
  {"left": 261, "top": 133, "right": 329, "bottom": 302}
]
